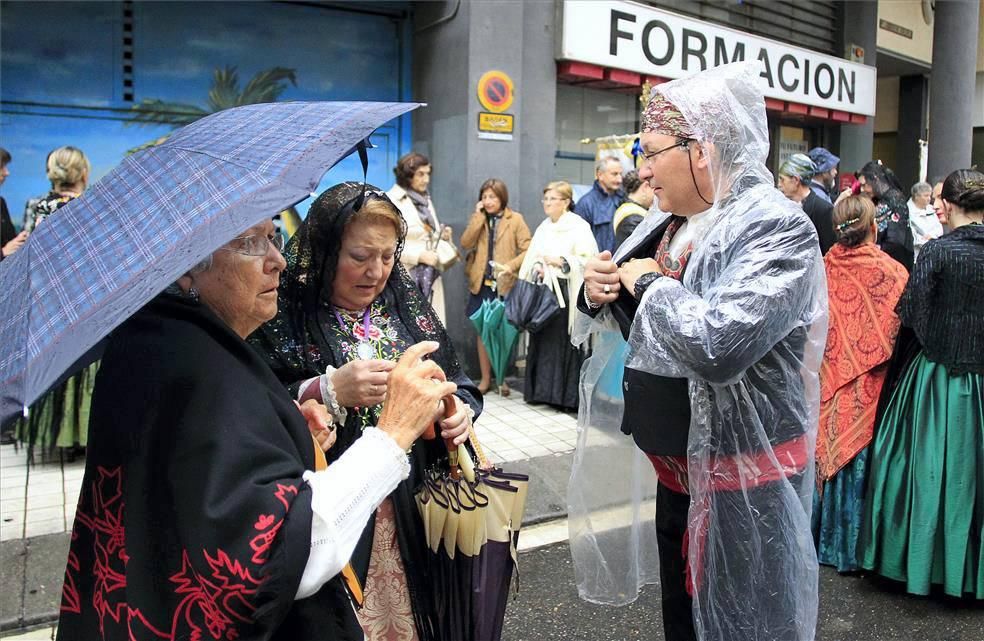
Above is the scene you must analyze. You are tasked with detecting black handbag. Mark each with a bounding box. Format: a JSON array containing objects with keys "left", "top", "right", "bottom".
[{"left": 504, "top": 277, "right": 560, "bottom": 333}]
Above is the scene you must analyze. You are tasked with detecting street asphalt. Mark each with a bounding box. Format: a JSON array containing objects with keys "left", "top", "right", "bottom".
[
  {"left": 502, "top": 541, "right": 983, "bottom": 641},
  {"left": 3, "top": 450, "right": 982, "bottom": 639}
]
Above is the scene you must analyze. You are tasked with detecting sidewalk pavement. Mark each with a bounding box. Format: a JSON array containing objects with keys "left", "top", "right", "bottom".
[{"left": 0, "top": 382, "right": 579, "bottom": 635}]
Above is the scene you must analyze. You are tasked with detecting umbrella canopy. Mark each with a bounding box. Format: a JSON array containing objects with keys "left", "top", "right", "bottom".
[
  {"left": 0, "top": 101, "right": 419, "bottom": 425},
  {"left": 469, "top": 298, "right": 519, "bottom": 385},
  {"left": 410, "top": 263, "right": 440, "bottom": 302}
]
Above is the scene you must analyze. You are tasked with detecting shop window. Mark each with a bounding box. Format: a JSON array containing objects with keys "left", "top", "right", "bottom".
[
  {"left": 555, "top": 85, "right": 640, "bottom": 189},
  {"left": 872, "top": 133, "right": 898, "bottom": 173},
  {"left": 973, "top": 127, "right": 984, "bottom": 170}
]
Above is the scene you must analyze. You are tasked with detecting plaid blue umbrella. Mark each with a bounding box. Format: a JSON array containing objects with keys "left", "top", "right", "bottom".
[{"left": 0, "top": 101, "right": 419, "bottom": 425}]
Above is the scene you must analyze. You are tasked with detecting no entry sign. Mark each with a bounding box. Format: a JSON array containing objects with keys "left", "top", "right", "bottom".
[{"left": 477, "top": 70, "right": 515, "bottom": 114}]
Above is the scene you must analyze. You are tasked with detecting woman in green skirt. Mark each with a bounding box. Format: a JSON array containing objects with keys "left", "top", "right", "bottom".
[{"left": 861, "top": 168, "right": 984, "bottom": 599}]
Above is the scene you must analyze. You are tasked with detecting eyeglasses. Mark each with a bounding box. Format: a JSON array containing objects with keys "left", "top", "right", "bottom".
[
  {"left": 223, "top": 232, "right": 285, "bottom": 257},
  {"left": 641, "top": 139, "right": 692, "bottom": 163},
  {"left": 541, "top": 196, "right": 567, "bottom": 203}
]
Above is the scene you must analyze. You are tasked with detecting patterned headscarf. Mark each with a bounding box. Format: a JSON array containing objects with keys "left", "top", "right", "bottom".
[
  {"left": 641, "top": 91, "right": 695, "bottom": 138},
  {"left": 779, "top": 153, "right": 817, "bottom": 182}
]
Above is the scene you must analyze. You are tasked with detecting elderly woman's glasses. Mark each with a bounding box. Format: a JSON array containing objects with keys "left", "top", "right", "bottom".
[
  {"left": 223, "top": 233, "right": 285, "bottom": 257},
  {"left": 541, "top": 196, "right": 566, "bottom": 203}
]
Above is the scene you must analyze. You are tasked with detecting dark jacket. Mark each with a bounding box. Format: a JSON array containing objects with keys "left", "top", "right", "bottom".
[
  {"left": 800, "top": 190, "right": 835, "bottom": 255},
  {"left": 0, "top": 197, "right": 15, "bottom": 262},
  {"left": 574, "top": 180, "right": 624, "bottom": 254},
  {"left": 577, "top": 217, "right": 691, "bottom": 456}
]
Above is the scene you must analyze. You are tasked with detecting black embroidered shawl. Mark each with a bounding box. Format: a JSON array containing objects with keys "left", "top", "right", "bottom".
[
  {"left": 897, "top": 223, "right": 984, "bottom": 375},
  {"left": 56, "top": 294, "right": 361, "bottom": 641}
]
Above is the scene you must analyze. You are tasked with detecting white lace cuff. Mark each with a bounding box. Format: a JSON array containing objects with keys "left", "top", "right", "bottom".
[
  {"left": 295, "top": 427, "right": 409, "bottom": 599},
  {"left": 311, "top": 368, "right": 347, "bottom": 425}
]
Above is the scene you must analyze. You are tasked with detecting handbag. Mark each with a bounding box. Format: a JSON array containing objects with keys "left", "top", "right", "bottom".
[{"left": 504, "top": 272, "right": 560, "bottom": 333}]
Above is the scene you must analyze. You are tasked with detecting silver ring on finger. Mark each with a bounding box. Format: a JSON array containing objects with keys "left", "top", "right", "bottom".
[{"left": 603, "top": 283, "right": 611, "bottom": 294}]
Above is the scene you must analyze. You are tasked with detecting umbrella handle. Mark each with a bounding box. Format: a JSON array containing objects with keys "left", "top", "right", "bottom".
[
  {"left": 439, "top": 396, "right": 463, "bottom": 480},
  {"left": 421, "top": 396, "right": 462, "bottom": 479}
]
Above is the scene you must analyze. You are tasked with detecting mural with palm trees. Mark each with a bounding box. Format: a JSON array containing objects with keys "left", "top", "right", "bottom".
[{"left": 126, "top": 65, "right": 297, "bottom": 152}]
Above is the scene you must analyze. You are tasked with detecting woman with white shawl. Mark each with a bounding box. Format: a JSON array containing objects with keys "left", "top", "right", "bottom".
[{"left": 518, "top": 180, "right": 598, "bottom": 411}]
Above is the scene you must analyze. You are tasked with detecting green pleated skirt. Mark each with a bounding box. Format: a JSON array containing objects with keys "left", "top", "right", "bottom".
[
  {"left": 15, "top": 361, "right": 99, "bottom": 450},
  {"left": 860, "top": 351, "right": 984, "bottom": 598}
]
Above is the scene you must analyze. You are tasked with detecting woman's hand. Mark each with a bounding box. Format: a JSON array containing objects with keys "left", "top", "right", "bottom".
[
  {"left": 441, "top": 226, "right": 453, "bottom": 242},
  {"left": 331, "top": 359, "right": 395, "bottom": 408},
  {"left": 834, "top": 187, "right": 853, "bottom": 206},
  {"left": 377, "top": 342, "right": 458, "bottom": 451},
  {"left": 543, "top": 255, "right": 565, "bottom": 268},
  {"left": 439, "top": 396, "right": 471, "bottom": 446},
  {"left": 419, "top": 250, "right": 439, "bottom": 267},
  {"left": 296, "top": 400, "right": 336, "bottom": 452},
  {"left": 1, "top": 231, "right": 28, "bottom": 258}
]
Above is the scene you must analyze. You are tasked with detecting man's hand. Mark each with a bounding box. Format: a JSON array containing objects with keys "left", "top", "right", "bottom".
[
  {"left": 584, "top": 251, "right": 620, "bottom": 305},
  {"left": 296, "top": 399, "right": 336, "bottom": 452},
  {"left": 617, "top": 258, "right": 662, "bottom": 297},
  {"left": 377, "top": 342, "right": 458, "bottom": 451},
  {"left": 331, "top": 359, "right": 395, "bottom": 408}
]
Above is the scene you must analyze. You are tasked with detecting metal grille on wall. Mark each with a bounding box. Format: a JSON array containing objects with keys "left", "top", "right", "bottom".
[{"left": 651, "top": 0, "right": 838, "bottom": 56}]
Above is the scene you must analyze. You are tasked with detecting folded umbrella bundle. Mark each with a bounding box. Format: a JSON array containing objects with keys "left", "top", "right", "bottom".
[{"left": 416, "top": 397, "right": 529, "bottom": 641}]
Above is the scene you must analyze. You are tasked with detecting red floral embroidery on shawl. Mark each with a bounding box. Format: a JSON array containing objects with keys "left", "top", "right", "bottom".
[{"left": 61, "top": 467, "right": 298, "bottom": 641}]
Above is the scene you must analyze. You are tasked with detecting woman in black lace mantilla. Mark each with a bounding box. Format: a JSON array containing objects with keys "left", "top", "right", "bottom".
[{"left": 252, "top": 182, "right": 482, "bottom": 640}]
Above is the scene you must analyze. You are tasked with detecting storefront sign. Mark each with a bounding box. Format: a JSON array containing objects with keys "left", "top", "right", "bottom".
[
  {"left": 477, "top": 70, "right": 515, "bottom": 114},
  {"left": 478, "top": 112, "right": 514, "bottom": 140},
  {"left": 559, "top": 0, "right": 876, "bottom": 116},
  {"left": 879, "top": 19, "right": 913, "bottom": 40}
]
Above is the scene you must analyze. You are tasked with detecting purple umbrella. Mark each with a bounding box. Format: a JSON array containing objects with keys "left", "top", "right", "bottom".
[{"left": 0, "top": 101, "right": 420, "bottom": 425}]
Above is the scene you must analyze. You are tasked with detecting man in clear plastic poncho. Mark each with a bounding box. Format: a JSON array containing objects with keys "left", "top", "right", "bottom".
[{"left": 572, "top": 63, "right": 827, "bottom": 641}]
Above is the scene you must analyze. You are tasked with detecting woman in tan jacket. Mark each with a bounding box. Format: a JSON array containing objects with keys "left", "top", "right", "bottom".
[{"left": 460, "top": 178, "right": 531, "bottom": 395}]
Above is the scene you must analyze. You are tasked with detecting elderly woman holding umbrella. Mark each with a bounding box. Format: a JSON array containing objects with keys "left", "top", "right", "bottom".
[
  {"left": 253, "top": 182, "right": 481, "bottom": 641},
  {"left": 56, "top": 216, "right": 457, "bottom": 641},
  {"left": 387, "top": 152, "right": 455, "bottom": 324}
]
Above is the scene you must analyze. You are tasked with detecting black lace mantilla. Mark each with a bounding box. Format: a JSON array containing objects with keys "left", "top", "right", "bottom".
[
  {"left": 253, "top": 181, "right": 464, "bottom": 389},
  {"left": 897, "top": 223, "right": 984, "bottom": 375}
]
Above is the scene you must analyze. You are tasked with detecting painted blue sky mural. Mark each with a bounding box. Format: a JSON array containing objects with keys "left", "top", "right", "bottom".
[{"left": 1, "top": 1, "right": 411, "bottom": 227}]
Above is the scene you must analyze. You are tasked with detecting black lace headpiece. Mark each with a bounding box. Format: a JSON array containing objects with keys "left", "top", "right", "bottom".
[{"left": 262, "top": 181, "right": 463, "bottom": 384}]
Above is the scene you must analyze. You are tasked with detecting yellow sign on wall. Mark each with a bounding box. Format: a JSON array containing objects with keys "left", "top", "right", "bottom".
[
  {"left": 477, "top": 70, "right": 515, "bottom": 113},
  {"left": 478, "top": 112, "right": 514, "bottom": 134}
]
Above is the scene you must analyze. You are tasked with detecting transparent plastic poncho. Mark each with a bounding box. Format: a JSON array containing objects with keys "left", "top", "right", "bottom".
[{"left": 568, "top": 63, "right": 828, "bottom": 641}]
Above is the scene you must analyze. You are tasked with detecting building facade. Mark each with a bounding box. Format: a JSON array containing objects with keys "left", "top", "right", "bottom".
[{"left": 3, "top": 0, "right": 981, "bottom": 378}]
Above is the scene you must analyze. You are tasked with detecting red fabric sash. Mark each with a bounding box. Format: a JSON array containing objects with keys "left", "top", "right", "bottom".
[
  {"left": 816, "top": 243, "right": 908, "bottom": 481},
  {"left": 647, "top": 434, "right": 812, "bottom": 595}
]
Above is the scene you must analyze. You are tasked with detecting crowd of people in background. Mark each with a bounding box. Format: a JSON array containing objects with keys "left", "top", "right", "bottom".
[{"left": 2, "top": 116, "right": 981, "bottom": 635}]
